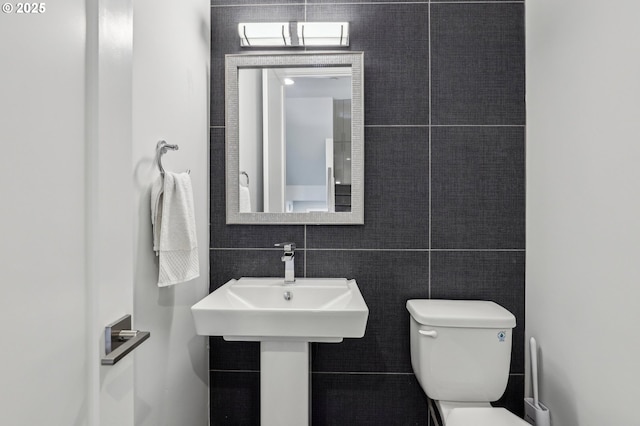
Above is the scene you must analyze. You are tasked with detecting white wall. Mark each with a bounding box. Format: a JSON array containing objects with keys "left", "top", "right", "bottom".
[
  {"left": 285, "top": 97, "right": 333, "bottom": 186},
  {"left": 526, "top": 1, "right": 640, "bottom": 425},
  {"left": 0, "top": 0, "right": 209, "bottom": 424},
  {"left": 239, "top": 69, "right": 264, "bottom": 212},
  {"left": 88, "top": 1, "right": 136, "bottom": 423},
  {"left": 0, "top": 2, "right": 89, "bottom": 423},
  {"left": 132, "top": 0, "right": 210, "bottom": 425},
  {"left": 263, "top": 69, "right": 285, "bottom": 213}
]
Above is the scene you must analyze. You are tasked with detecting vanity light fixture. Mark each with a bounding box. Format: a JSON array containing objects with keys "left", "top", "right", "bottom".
[
  {"left": 238, "top": 22, "right": 291, "bottom": 47},
  {"left": 238, "top": 22, "right": 349, "bottom": 47},
  {"left": 297, "top": 22, "right": 349, "bottom": 47},
  {"left": 284, "top": 78, "right": 295, "bottom": 85}
]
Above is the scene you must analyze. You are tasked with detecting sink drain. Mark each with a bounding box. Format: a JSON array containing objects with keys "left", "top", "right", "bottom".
[{"left": 283, "top": 291, "right": 292, "bottom": 301}]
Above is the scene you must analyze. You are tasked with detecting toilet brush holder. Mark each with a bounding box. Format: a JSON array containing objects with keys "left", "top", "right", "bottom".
[{"left": 524, "top": 398, "right": 551, "bottom": 426}]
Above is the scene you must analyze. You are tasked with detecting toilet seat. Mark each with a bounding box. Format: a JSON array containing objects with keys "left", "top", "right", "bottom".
[{"left": 446, "top": 407, "right": 529, "bottom": 426}]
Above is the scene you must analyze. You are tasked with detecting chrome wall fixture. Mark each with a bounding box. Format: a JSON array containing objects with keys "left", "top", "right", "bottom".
[
  {"left": 238, "top": 22, "right": 349, "bottom": 47},
  {"left": 156, "top": 140, "right": 179, "bottom": 176},
  {"left": 155, "top": 140, "right": 190, "bottom": 176},
  {"left": 102, "top": 315, "right": 150, "bottom": 365}
]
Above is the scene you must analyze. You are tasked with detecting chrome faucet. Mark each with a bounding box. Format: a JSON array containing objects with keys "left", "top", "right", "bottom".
[{"left": 275, "top": 242, "right": 296, "bottom": 283}]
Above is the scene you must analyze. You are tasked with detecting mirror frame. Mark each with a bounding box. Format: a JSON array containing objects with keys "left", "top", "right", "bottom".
[{"left": 225, "top": 51, "right": 364, "bottom": 225}]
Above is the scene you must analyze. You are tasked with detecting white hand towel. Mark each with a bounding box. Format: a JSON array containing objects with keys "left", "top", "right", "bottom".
[
  {"left": 151, "top": 177, "right": 164, "bottom": 254},
  {"left": 239, "top": 184, "right": 252, "bottom": 213},
  {"left": 150, "top": 172, "right": 200, "bottom": 287}
]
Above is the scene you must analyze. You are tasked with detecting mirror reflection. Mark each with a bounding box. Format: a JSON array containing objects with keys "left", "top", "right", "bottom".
[{"left": 238, "top": 66, "right": 352, "bottom": 214}]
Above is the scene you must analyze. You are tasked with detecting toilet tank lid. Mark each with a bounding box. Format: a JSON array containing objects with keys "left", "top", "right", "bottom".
[{"left": 406, "top": 299, "right": 516, "bottom": 328}]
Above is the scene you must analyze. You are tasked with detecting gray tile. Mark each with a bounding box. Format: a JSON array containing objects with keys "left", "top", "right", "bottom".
[
  {"left": 307, "top": 250, "right": 429, "bottom": 373},
  {"left": 431, "top": 3, "right": 525, "bottom": 125},
  {"left": 433, "top": 0, "right": 521, "bottom": 2},
  {"left": 430, "top": 250, "right": 526, "bottom": 374},
  {"left": 496, "top": 374, "right": 526, "bottom": 418},
  {"left": 312, "top": 373, "right": 429, "bottom": 425},
  {"left": 208, "top": 1, "right": 526, "bottom": 423},
  {"left": 211, "top": 222, "right": 305, "bottom": 250},
  {"left": 209, "top": 337, "right": 259, "bottom": 371},
  {"left": 211, "top": 6, "right": 306, "bottom": 126},
  {"left": 209, "top": 372, "right": 522, "bottom": 425},
  {"left": 307, "top": 127, "right": 429, "bottom": 249},
  {"left": 431, "top": 126, "right": 525, "bottom": 249},
  {"left": 210, "top": 249, "right": 306, "bottom": 291},
  {"left": 212, "top": 0, "right": 299, "bottom": 5},
  {"left": 307, "top": 4, "right": 429, "bottom": 125},
  {"left": 209, "top": 128, "right": 306, "bottom": 248},
  {"left": 308, "top": 0, "right": 427, "bottom": 4},
  {"left": 209, "top": 127, "right": 225, "bottom": 240},
  {"left": 210, "top": 371, "right": 260, "bottom": 425}
]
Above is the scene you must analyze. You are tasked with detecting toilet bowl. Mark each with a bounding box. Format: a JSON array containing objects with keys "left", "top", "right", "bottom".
[
  {"left": 446, "top": 407, "right": 529, "bottom": 426},
  {"left": 407, "top": 299, "right": 528, "bottom": 426}
]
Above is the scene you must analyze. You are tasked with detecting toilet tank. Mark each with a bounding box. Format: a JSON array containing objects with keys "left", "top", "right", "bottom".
[{"left": 406, "top": 299, "right": 516, "bottom": 403}]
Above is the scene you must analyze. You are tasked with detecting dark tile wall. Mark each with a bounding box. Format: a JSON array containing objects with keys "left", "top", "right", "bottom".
[{"left": 209, "top": 1, "right": 525, "bottom": 425}]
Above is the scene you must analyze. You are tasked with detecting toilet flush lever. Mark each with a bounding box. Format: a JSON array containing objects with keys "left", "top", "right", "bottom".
[{"left": 419, "top": 329, "right": 438, "bottom": 338}]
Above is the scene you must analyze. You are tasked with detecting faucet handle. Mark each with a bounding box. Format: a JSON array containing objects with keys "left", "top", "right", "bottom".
[{"left": 274, "top": 242, "right": 296, "bottom": 253}]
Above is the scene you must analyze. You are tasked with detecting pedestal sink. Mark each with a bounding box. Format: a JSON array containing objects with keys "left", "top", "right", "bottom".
[{"left": 191, "top": 277, "right": 369, "bottom": 425}]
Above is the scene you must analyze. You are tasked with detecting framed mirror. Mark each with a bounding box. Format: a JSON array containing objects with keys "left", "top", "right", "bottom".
[{"left": 225, "top": 52, "right": 364, "bottom": 224}]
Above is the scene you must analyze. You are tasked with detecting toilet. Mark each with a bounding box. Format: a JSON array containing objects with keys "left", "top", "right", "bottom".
[{"left": 406, "top": 299, "right": 529, "bottom": 426}]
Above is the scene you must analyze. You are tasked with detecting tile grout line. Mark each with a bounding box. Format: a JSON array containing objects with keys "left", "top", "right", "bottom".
[
  {"left": 210, "top": 124, "right": 525, "bottom": 129},
  {"left": 210, "top": 1, "right": 525, "bottom": 8},
  {"left": 210, "top": 369, "right": 416, "bottom": 375},
  {"left": 311, "top": 371, "right": 415, "bottom": 375},
  {"left": 365, "top": 124, "right": 528, "bottom": 127},
  {"left": 210, "top": 369, "right": 526, "bottom": 376},
  {"left": 304, "top": 225, "right": 307, "bottom": 277},
  {"left": 430, "top": 124, "right": 525, "bottom": 126},
  {"left": 428, "top": 0, "right": 432, "bottom": 301},
  {"left": 209, "top": 247, "right": 526, "bottom": 252},
  {"left": 432, "top": 0, "right": 524, "bottom": 3},
  {"left": 210, "top": 369, "right": 260, "bottom": 373},
  {"left": 427, "top": 2, "right": 434, "bottom": 416}
]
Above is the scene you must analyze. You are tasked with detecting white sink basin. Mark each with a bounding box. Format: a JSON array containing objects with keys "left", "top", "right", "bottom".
[{"left": 191, "top": 277, "right": 369, "bottom": 342}]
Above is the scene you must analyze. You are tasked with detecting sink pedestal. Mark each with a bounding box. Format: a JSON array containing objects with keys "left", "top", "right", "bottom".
[{"left": 261, "top": 341, "right": 310, "bottom": 426}]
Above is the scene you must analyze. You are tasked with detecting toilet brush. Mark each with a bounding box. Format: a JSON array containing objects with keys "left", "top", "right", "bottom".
[{"left": 524, "top": 337, "right": 551, "bottom": 426}]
